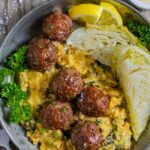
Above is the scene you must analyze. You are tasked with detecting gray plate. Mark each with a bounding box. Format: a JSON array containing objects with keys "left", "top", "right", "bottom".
[{"left": 0, "top": 0, "right": 150, "bottom": 149}]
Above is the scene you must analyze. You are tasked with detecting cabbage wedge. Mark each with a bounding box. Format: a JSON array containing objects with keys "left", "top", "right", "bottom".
[
  {"left": 111, "top": 46, "right": 150, "bottom": 140},
  {"left": 67, "top": 24, "right": 147, "bottom": 65}
]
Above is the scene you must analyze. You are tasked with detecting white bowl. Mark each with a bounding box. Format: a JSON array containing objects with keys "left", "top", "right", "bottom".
[{"left": 129, "top": 0, "right": 150, "bottom": 9}]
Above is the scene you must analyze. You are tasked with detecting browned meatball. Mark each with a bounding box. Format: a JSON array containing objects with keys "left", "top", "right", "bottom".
[
  {"left": 78, "top": 86, "right": 109, "bottom": 117},
  {"left": 41, "top": 101, "right": 73, "bottom": 130},
  {"left": 42, "top": 11, "right": 72, "bottom": 42},
  {"left": 26, "top": 38, "right": 56, "bottom": 72},
  {"left": 71, "top": 122, "right": 102, "bottom": 150},
  {"left": 52, "top": 68, "right": 83, "bottom": 99}
]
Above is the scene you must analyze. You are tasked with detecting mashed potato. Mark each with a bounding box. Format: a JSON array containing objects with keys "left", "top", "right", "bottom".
[{"left": 19, "top": 42, "right": 132, "bottom": 150}]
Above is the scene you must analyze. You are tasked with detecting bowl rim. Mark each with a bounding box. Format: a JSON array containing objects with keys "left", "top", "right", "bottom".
[
  {"left": 0, "top": 0, "right": 150, "bottom": 149},
  {"left": 129, "top": 0, "right": 150, "bottom": 10}
]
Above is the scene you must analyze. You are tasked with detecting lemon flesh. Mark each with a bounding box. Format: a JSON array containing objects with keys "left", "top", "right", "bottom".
[
  {"left": 69, "top": 4, "right": 103, "bottom": 24},
  {"left": 99, "top": 2, "right": 123, "bottom": 26}
]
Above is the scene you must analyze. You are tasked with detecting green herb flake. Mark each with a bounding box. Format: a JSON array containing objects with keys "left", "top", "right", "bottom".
[
  {"left": 47, "top": 24, "right": 53, "bottom": 30},
  {"left": 95, "top": 119, "right": 102, "bottom": 125},
  {"left": 38, "top": 44, "right": 46, "bottom": 49},
  {"left": 85, "top": 81, "right": 96, "bottom": 86},
  {"left": 40, "top": 128, "right": 47, "bottom": 134},
  {"left": 60, "top": 105, "right": 68, "bottom": 113},
  {"left": 51, "top": 132, "right": 61, "bottom": 140},
  {"left": 106, "top": 135, "right": 114, "bottom": 144}
]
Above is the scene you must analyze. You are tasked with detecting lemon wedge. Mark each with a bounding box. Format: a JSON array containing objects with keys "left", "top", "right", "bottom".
[
  {"left": 69, "top": 4, "right": 103, "bottom": 24},
  {"left": 69, "top": 2, "right": 123, "bottom": 26},
  {"left": 99, "top": 2, "right": 123, "bottom": 26}
]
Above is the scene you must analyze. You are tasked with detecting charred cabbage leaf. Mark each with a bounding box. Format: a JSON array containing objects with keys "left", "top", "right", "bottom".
[
  {"left": 67, "top": 25, "right": 147, "bottom": 66},
  {"left": 111, "top": 45, "right": 150, "bottom": 140}
]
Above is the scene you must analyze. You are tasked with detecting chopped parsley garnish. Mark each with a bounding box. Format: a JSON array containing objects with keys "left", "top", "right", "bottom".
[
  {"left": 0, "top": 45, "right": 31, "bottom": 124},
  {"left": 5, "top": 45, "right": 28, "bottom": 72},
  {"left": 127, "top": 21, "right": 150, "bottom": 48},
  {"left": 1, "top": 83, "right": 31, "bottom": 123}
]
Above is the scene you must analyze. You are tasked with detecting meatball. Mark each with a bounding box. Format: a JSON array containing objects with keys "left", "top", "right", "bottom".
[
  {"left": 41, "top": 101, "right": 73, "bottom": 130},
  {"left": 52, "top": 68, "right": 83, "bottom": 99},
  {"left": 42, "top": 11, "right": 72, "bottom": 42},
  {"left": 78, "top": 86, "right": 109, "bottom": 117},
  {"left": 26, "top": 38, "right": 56, "bottom": 72},
  {"left": 71, "top": 122, "right": 102, "bottom": 150}
]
